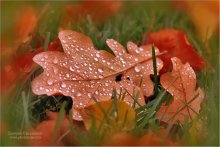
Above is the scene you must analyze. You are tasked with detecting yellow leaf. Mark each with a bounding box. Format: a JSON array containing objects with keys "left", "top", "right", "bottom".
[{"left": 79, "top": 99, "right": 136, "bottom": 134}]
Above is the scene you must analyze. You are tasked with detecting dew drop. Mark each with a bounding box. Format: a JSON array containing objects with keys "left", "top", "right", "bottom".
[
  {"left": 139, "top": 47, "right": 144, "bottom": 51},
  {"left": 96, "top": 53, "right": 100, "bottom": 58},
  {"left": 40, "top": 58, "right": 45, "bottom": 62},
  {"left": 94, "top": 58, "right": 98, "bottom": 61},
  {"left": 60, "top": 82, "right": 66, "bottom": 88},
  {"left": 52, "top": 67, "right": 59, "bottom": 74},
  {"left": 98, "top": 68, "right": 103, "bottom": 73},
  {"left": 69, "top": 66, "right": 74, "bottom": 71},
  {"left": 98, "top": 75, "right": 104, "bottom": 79},
  {"left": 135, "top": 64, "right": 142, "bottom": 72},
  {"left": 72, "top": 89, "right": 75, "bottom": 93},
  {"left": 47, "top": 79, "right": 53, "bottom": 85},
  {"left": 77, "top": 92, "right": 82, "bottom": 97},
  {"left": 75, "top": 64, "right": 79, "bottom": 68},
  {"left": 66, "top": 73, "right": 70, "bottom": 78},
  {"left": 88, "top": 93, "right": 92, "bottom": 98},
  {"left": 53, "top": 57, "right": 58, "bottom": 64}
]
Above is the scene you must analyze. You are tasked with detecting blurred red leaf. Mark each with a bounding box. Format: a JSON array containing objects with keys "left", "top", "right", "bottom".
[
  {"left": 0, "top": 38, "right": 62, "bottom": 95},
  {"left": 62, "top": 1, "right": 122, "bottom": 25},
  {"left": 30, "top": 112, "right": 83, "bottom": 146},
  {"left": 15, "top": 6, "right": 37, "bottom": 43},
  {"left": 146, "top": 29, "right": 207, "bottom": 74}
]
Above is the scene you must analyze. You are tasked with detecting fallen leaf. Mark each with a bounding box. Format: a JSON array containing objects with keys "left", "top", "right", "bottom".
[
  {"left": 136, "top": 129, "right": 177, "bottom": 146},
  {"left": 146, "top": 29, "right": 207, "bottom": 74},
  {"left": 102, "top": 132, "right": 136, "bottom": 146},
  {"left": 157, "top": 57, "right": 204, "bottom": 124},
  {"left": 0, "top": 38, "right": 62, "bottom": 95},
  {"left": 102, "top": 129, "right": 177, "bottom": 146},
  {"left": 80, "top": 99, "right": 136, "bottom": 134},
  {"left": 15, "top": 6, "right": 37, "bottom": 43},
  {"left": 30, "top": 111, "right": 83, "bottom": 146},
  {"left": 62, "top": 1, "right": 122, "bottom": 25},
  {"left": 173, "top": 1, "right": 219, "bottom": 40},
  {"left": 32, "top": 30, "right": 163, "bottom": 120}
]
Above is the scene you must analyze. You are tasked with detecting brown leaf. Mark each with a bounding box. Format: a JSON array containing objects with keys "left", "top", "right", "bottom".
[
  {"left": 32, "top": 30, "right": 163, "bottom": 120},
  {"left": 157, "top": 57, "right": 204, "bottom": 124}
]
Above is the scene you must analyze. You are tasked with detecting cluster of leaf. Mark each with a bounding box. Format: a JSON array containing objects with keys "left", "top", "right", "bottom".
[{"left": 1, "top": 1, "right": 219, "bottom": 146}]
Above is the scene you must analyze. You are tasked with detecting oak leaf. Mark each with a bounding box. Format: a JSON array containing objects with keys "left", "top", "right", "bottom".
[
  {"left": 146, "top": 29, "right": 206, "bottom": 73},
  {"left": 157, "top": 57, "right": 204, "bottom": 124},
  {"left": 32, "top": 30, "right": 163, "bottom": 120}
]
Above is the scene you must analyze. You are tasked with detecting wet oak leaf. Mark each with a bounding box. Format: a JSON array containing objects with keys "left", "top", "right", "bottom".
[
  {"left": 32, "top": 30, "right": 163, "bottom": 120},
  {"left": 79, "top": 99, "right": 136, "bottom": 133},
  {"left": 157, "top": 57, "right": 204, "bottom": 124},
  {"left": 146, "top": 29, "right": 207, "bottom": 73}
]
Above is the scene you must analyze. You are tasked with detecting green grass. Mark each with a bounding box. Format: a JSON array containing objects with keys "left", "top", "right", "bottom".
[{"left": 1, "top": 1, "right": 219, "bottom": 146}]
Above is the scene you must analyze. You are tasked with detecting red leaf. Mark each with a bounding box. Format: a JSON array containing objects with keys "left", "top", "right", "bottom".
[
  {"left": 15, "top": 6, "right": 37, "bottom": 42},
  {"left": 146, "top": 29, "right": 207, "bottom": 74},
  {"left": 30, "top": 112, "right": 68, "bottom": 146},
  {"left": 62, "top": 1, "right": 122, "bottom": 25},
  {"left": 0, "top": 38, "right": 62, "bottom": 95}
]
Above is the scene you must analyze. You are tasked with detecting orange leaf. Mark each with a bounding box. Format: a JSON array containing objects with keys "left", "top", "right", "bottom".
[
  {"left": 30, "top": 111, "right": 84, "bottom": 146},
  {"left": 173, "top": 1, "right": 219, "bottom": 40},
  {"left": 146, "top": 29, "right": 207, "bottom": 73},
  {"left": 79, "top": 99, "right": 136, "bottom": 133},
  {"left": 136, "top": 129, "right": 177, "bottom": 146},
  {"left": 32, "top": 30, "right": 163, "bottom": 120},
  {"left": 63, "top": 1, "right": 122, "bottom": 25},
  {"left": 157, "top": 57, "right": 204, "bottom": 124},
  {"left": 15, "top": 6, "right": 37, "bottom": 43}
]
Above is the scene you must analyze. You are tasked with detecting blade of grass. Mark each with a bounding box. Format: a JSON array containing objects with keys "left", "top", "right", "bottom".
[
  {"left": 152, "top": 45, "right": 159, "bottom": 96},
  {"left": 50, "top": 101, "right": 66, "bottom": 144},
  {"left": 44, "top": 32, "right": 51, "bottom": 51}
]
